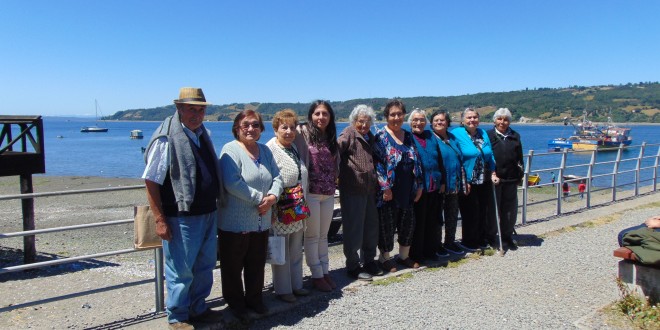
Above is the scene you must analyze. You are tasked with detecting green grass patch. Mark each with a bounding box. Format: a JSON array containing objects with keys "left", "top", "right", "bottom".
[
  {"left": 614, "top": 277, "right": 660, "bottom": 329},
  {"left": 372, "top": 272, "right": 413, "bottom": 286},
  {"left": 447, "top": 258, "right": 471, "bottom": 268}
]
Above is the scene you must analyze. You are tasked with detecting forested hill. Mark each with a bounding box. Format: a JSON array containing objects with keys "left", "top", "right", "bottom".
[{"left": 105, "top": 82, "right": 660, "bottom": 123}]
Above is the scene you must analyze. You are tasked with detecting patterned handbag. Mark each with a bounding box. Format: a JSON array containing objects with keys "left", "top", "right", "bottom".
[{"left": 276, "top": 183, "right": 310, "bottom": 224}]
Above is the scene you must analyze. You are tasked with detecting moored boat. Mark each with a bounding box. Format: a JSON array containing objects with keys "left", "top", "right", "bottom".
[
  {"left": 130, "top": 129, "right": 144, "bottom": 139},
  {"left": 548, "top": 112, "right": 632, "bottom": 152},
  {"left": 81, "top": 100, "right": 109, "bottom": 133}
]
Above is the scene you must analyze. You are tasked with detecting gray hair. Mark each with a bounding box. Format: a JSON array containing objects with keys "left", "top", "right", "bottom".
[
  {"left": 407, "top": 108, "right": 428, "bottom": 124},
  {"left": 348, "top": 104, "right": 376, "bottom": 125},
  {"left": 492, "top": 107, "right": 512, "bottom": 122},
  {"left": 461, "top": 107, "right": 479, "bottom": 120}
]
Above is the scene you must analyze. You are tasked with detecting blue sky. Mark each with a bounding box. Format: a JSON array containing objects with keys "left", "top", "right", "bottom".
[{"left": 1, "top": 1, "right": 659, "bottom": 116}]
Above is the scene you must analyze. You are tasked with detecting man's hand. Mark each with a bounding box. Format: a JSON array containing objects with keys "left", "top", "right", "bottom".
[
  {"left": 645, "top": 215, "right": 660, "bottom": 229},
  {"left": 155, "top": 216, "right": 172, "bottom": 241}
]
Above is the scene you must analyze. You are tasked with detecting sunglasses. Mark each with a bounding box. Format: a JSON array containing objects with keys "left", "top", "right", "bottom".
[{"left": 240, "top": 122, "right": 261, "bottom": 130}]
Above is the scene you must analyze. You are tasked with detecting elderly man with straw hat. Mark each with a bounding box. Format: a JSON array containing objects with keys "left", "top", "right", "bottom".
[{"left": 143, "top": 87, "right": 224, "bottom": 329}]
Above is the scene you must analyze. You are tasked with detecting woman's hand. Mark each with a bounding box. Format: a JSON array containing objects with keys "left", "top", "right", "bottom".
[
  {"left": 155, "top": 216, "right": 172, "bottom": 241},
  {"left": 491, "top": 172, "right": 500, "bottom": 185},
  {"left": 414, "top": 188, "right": 423, "bottom": 202},
  {"left": 466, "top": 183, "right": 471, "bottom": 195},
  {"left": 258, "top": 194, "right": 277, "bottom": 215},
  {"left": 383, "top": 188, "right": 393, "bottom": 202}
]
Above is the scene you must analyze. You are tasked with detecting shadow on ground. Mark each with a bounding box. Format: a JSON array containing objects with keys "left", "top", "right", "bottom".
[{"left": 0, "top": 246, "right": 119, "bottom": 282}]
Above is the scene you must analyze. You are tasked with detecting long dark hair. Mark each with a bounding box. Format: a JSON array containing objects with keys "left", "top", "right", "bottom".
[{"left": 304, "top": 100, "right": 338, "bottom": 154}]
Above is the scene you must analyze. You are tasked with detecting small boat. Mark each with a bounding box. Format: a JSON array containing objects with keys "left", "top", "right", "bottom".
[
  {"left": 81, "top": 100, "right": 109, "bottom": 133},
  {"left": 547, "top": 137, "right": 577, "bottom": 152},
  {"left": 130, "top": 130, "right": 144, "bottom": 139},
  {"left": 527, "top": 174, "right": 541, "bottom": 186}
]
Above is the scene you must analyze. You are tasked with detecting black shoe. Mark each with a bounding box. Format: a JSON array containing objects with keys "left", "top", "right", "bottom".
[
  {"left": 247, "top": 303, "right": 268, "bottom": 315},
  {"left": 456, "top": 242, "right": 479, "bottom": 253},
  {"left": 189, "top": 308, "right": 224, "bottom": 323},
  {"left": 229, "top": 307, "right": 250, "bottom": 325},
  {"left": 444, "top": 242, "right": 464, "bottom": 255},
  {"left": 506, "top": 238, "right": 518, "bottom": 250},
  {"left": 436, "top": 246, "right": 450, "bottom": 258},
  {"left": 363, "top": 262, "right": 385, "bottom": 276},
  {"left": 347, "top": 267, "right": 373, "bottom": 281}
]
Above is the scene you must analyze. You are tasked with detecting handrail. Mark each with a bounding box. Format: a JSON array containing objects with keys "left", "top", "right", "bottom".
[{"left": 0, "top": 184, "right": 144, "bottom": 201}]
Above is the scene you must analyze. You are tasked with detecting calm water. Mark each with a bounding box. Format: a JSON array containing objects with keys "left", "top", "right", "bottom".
[{"left": 21, "top": 117, "right": 660, "bottom": 187}]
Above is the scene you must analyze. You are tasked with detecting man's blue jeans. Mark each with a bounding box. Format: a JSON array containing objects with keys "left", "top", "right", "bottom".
[{"left": 163, "top": 211, "right": 217, "bottom": 323}]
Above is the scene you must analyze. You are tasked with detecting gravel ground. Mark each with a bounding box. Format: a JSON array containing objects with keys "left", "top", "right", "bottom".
[{"left": 0, "top": 176, "right": 658, "bottom": 329}]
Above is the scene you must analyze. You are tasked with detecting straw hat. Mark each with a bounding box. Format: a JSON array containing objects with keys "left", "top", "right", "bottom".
[{"left": 173, "top": 87, "right": 211, "bottom": 105}]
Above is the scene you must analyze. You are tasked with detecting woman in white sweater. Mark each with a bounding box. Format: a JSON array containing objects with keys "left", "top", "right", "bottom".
[{"left": 266, "top": 109, "right": 310, "bottom": 303}]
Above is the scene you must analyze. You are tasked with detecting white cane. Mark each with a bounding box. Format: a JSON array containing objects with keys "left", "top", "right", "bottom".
[{"left": 491, "top": 182, "right": 504, "bottom": 256}]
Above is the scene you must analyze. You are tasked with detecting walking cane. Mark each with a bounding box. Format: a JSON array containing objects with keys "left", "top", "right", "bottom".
[{"left": 491, "top": 183, "right": 504, "bottom": 256}]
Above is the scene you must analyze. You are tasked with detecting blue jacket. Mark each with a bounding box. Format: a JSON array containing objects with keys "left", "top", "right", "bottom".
[
  {"left": 451, "top": 127, "right": 496, "bottom": 184},
  {"left": 409, "top": 130, "right": 445, "bottom": 192},
  {"left": 434, "top": 130, "right": 464, "bottom": 193}
]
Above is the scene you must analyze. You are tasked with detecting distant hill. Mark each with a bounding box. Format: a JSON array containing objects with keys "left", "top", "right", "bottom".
[{"left": 105, "top": 82, "right": 660, "bottom": 123}]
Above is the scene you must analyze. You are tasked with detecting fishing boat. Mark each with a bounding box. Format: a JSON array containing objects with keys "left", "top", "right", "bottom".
[
  {"left": 548, "top": 112, "right": 632, "bottom": 152},
  {"left": 81, "top": 100, "right": 109, "bottom": 133},
  {"left": 130, "top": 129, "right": 144, "bottom": 139}
]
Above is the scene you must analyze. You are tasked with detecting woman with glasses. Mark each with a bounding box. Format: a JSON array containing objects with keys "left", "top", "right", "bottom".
[
  {"left": 430, "top": 110, "right": 466, "bottom": 255},
  {"left": 407, "top": 108, "right": 445, "bottom": 263},
  {"left": 294, "top": 100, "right": 340, "bottom": 292},
  {"left": 337, "top": 104, "right": 383, "bottom": 281},
  {"left": 218, "top": 109, "right": 283, "bottom": 319},
  {"left": 373, "top": 99, "right": 423, "bottom": 272}
]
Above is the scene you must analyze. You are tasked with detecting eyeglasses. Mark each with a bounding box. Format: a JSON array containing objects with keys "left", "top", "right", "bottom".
[
  {"left": 411, "top": 118, "right": 426, "bottom": 123},
  {"left": 240, "top": 122, "right": 261, "bottom": 130}
]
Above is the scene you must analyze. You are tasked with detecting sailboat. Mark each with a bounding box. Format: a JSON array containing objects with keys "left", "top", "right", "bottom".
[{"left": 81, "top": 100, "right": 109, "bottom": 133}]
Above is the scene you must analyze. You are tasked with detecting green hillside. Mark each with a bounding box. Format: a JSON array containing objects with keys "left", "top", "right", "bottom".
[{"left": 105, "top": 82, "right": 660, "bottom": 123}]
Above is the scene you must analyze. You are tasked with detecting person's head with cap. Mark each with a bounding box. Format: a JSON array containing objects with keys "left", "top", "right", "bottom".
[{"left": 174, "top": 87, "right": 211, "bottom": 131}]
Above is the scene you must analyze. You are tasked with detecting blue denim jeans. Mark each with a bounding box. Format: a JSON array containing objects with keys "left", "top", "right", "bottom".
[{"left": 163, "top": 211, "right": 217, "bottom": 323}]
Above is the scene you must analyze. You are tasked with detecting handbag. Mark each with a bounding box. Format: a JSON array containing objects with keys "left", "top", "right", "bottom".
[
  {"left": 266, "top": 234, "right": 286, "bottom": 265},
  {"left": 276, "top": 183, "right": 310, "bottom": 224},
  {"left": 133, "top": 205, "right": 162, "bottom": 250}
]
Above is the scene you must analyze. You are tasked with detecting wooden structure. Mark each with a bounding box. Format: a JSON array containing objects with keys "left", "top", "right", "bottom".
[{"left": 0, "top": 115, "right": 45, "bottom": 263}]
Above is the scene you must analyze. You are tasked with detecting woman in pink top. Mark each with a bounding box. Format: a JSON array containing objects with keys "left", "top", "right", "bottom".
[{"left": 294, "top": 100, "right": 340, "bottom": 292}]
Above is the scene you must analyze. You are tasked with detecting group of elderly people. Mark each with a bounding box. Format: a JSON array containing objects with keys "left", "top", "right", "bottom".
[{"left": 147, "top": 88, "right": 524, "bottom": 328}]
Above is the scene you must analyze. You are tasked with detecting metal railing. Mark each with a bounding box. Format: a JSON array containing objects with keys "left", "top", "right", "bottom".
[
  {"left": 0, "top": 184, "right": 166, "bottom": 312},
  {"left": 519, "top": 142, "right": 660, "bottom": 224},
  {"left": 1, "top": 142, "right": 659, "bottom": 315}
]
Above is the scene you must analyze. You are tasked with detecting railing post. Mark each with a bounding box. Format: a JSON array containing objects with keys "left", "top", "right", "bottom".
[
  {"left": 612, "top": 145, "right": 623, "bottom": 201},
  {"left": 522, "top": 150, "right": 533, "bottom": 225},
  {"left": 155, "top": 247, "right": 165, "bottom": 313},
  {"left": 557, "top": 149, "right": 568, "bottom": 215},
  {"left": 586, "top": 150, "right": 596, "bottom": 208},
  {"left": 20, "top": 174, "right": 36, "bottom": 264},
  {"left": 635, "top": 143, "right": 645, "bottom": 196},
  {"left": 654, "top": 145, "right": 660, "bottom": 192}
]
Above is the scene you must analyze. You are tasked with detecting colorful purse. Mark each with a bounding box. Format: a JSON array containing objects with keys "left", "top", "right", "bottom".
[{"left": 276, "top": 183, "right": 310, "bottom": 224}]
